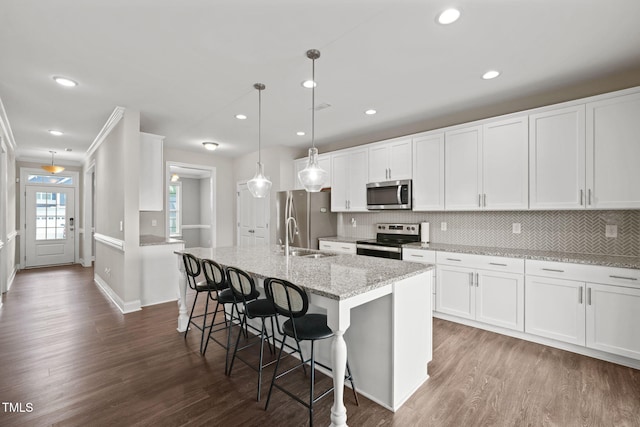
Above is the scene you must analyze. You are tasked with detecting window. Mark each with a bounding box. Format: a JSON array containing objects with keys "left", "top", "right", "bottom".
[
  {"left": 168, "top": 183, "right": 182, "bottom": 237},
  {"left": 28, "top": 174, "right": 74, "bottom": 185},
  {"left": 35, "top": 191, "right": 67, "bottom": 240}
]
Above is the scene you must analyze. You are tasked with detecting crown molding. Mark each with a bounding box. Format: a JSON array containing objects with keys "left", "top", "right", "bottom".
[
  {"left": 0, "top": 95, "right": 17, "bottom": 150},
  {"left": 85, "top": 106, "right": 126, "bottom": 159}
]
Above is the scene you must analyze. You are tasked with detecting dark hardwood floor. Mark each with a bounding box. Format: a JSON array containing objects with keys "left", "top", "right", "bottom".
[{"left": 1, "top": 265, "right": 639, "bottom": 427}]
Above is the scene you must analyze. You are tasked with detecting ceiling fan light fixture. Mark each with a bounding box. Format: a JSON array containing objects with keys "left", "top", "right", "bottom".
[
  {"left": 41, "top": 151, "right": 65, "bottom": 174},
  {"left": 298, "top": 49, "right": 328, "bottom": 193},
  {"left": 247, "top": 83, "right": 272, "bottom": 198}
]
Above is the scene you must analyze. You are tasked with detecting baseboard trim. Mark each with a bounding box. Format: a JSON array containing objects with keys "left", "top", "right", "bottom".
[{"left": 93, "top": 273, "right": 141, "bottom": 314}]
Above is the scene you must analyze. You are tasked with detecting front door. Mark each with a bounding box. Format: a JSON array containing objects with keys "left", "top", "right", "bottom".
[{"left": 25, "top": 186, "right": 75, "bottom": 267}]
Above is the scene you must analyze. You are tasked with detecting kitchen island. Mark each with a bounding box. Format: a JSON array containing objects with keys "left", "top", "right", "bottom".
[{"left": 174, "top": 245, "right": 433, "bottom": 427}]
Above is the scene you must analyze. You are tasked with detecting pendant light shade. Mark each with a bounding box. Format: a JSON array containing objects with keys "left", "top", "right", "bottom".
[
  {"left": 247, "top": 83, "right": 272, "bottom": 198},
  {"left": 41, "top": 151, "right": 65, "bottom": 174},
  {"left": 298, "top": 49, "right": 328, "bottom": 192}
]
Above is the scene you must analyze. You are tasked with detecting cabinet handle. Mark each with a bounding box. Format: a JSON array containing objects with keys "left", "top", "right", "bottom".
[
  {"left": 475, "top": 272, "right": 479, "bottom": 287},
  {"left": 469, "top": 273, "right": 474, "bottom": 286},
  {"left": 580, "top": 189, "right": 584, "bottom": 206},
  {"left": 389, "top": 168, "right": 392, "bottom": 179},
  {"left": 609, "top": 275, "right": 638, "bottom": 281},
  {"left": 579, "top": 287, "right": 583, "bottom": 304},
  {"left": 411, "top": 254, "right": 424, "bottom": 258},
  {"left": 483, "top": 194, "right": 487, "bottom": 207},
  {"left": 588, "top": 189, "right": 592, "bottom": 205},
  {"left": 489, "top": 262, "right": 507, "bottom": 267},
  {"left": 446, "top": 258, "right": 462, "bottom": 262},
  {"left": 341, "top": 246, "right": 350, "bottom": 250},
  {"left": 542, "top": 268, "right": 565, "bottom": 273},
  {"left": 478, "top": 194, "right": 481, "bottom": 207},
  {"left": 587, "top": 287, "right": 592, "bottom": 305}
]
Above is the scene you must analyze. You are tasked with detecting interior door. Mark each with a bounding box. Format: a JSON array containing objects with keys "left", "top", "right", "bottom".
[
  {"left": 25, "top": 186, "right": 75, "bottom": 267},
  {"left": 237, "top": 183, "right": 269, "bottom": 247}
]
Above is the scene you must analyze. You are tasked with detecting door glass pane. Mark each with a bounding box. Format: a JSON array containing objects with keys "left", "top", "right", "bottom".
[
  {"left": 35, "top": 191, "right": 67, "bottom": 241},
  {"left": 28, "top": 175, "right": 74, "bottom": 185}
]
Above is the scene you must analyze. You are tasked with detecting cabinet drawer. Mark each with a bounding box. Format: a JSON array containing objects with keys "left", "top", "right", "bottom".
[
  {"left": 319, "top": 240, "right": 356, "bottom": 254},
  {"left": 526, "top": 260, "right": 640, "bottom": 288},
  {"left": 403, "top": 248, "right": 436, "bottom": 264},
  {"left": 436, "top": 251, "right": 524, "bottom": 274}
]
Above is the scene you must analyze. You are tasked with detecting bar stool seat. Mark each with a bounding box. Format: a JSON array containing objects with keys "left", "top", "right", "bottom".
[{"left": 283, "top": 314, "right": 333, "bottom": 341}]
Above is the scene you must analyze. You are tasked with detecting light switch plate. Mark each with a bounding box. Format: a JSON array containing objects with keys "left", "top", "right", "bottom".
[
  {"left": 440, "top": 222, "right": 447, "bottom": 231},
  {"left": 512, "top": 223, "right": 521, "bottom": 234},
  {"left": 151, "top": 219, "right": 157, "bottom": 226},
  {"left": 605, "top": 224, "right": 617, "bottom": 238}
]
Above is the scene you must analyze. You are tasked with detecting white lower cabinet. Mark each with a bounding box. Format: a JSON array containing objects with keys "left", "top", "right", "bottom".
[
  {"left": 435, "top": 252, "right": 524, "bottom": 331},
  {"left": 402, "top": 248, "right": 436, "bottom": 310},
  {"left": 525, "top": 260, "right": 640, "bottom": 360},
  {"left": 318, "top": 240, "right": 356, "bottom": 254}
]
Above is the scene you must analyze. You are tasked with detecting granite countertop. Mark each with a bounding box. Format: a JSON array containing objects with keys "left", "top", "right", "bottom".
[
  {"left": 140, "top": 235, "right": 185, "bottom": 246},
  {"left": 175, "top": 245, "right": 432, "bottom": 300},
  {"left": 403, "top": 242, "right": 640, "bottom": 270},
  {"left": 318, "top": 236, "right": 361, "bottom": 243}
]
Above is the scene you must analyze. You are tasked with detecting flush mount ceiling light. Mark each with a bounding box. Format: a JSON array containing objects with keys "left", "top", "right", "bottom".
[
  {"left": 247, "top": 83, "right": 272, "bottom": 198},
  {"left": 365, "top": 109, "right": 377, "bottom": 115},
  {"left": 482, "top": 70, "right": 501, "bottom": 80},
  {"left": 202, "top": 141, "right": 219, "bottom": 151},
  {"left": 301, "top": 80, "right": 317, "bottom": 89},
  {"left": 298, "top": 49, "right": 328, "bottom": 192},
  {"left": 49, "top": 130, "right": 63, "bottom": 136},
  {"left": 53, "top": 76, "right": 78, "bottom": 87},
  {"left": 437, "top": 8, "right": 461, "bottom": 24},
  {"left": 41, "top": 151, "right": 65, "bottom": 174},
  {"left": 235, "top": 114, "right": 247, "bottom": 120}
]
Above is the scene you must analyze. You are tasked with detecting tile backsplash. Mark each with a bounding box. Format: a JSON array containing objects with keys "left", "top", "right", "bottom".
[{"left": 337, "top": 210, "right": 640, "bottom": 257}]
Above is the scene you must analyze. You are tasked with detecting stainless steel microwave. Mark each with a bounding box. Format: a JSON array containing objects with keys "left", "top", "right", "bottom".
[{"left": 366, "top": 180, "right": 412, "bottom": 210}]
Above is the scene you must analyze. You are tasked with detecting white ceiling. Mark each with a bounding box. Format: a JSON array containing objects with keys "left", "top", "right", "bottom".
[{"left": 2, "top": 0, "right": 640, "bottom": 165}]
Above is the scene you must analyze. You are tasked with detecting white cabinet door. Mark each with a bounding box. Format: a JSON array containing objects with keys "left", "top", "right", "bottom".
[
  {"left": 436, "top": 265, "right": 475, "bottom": 320},
  {"left": 331, "top": 152, "right": 349, "bottom": 212},
  {"left": 529, "top": 106, "right": 586, "bottom": 209},
  {"left": 319, "top": 240, "right": 356, "bottom": 254},
  {"left": 346, "top": 148, "right": 369, "bottom": 211},
  {"left": 388, "top": 138, "right": 412, "bottom": 180},
  {"left": 368, "top": 144, "right": 389, "bottom": 182},
  {"left": 586, "top": 92, "right": 640, "bottom": 209},
  {"left": 445, "top": 126, "right": 482, "bottom": 210},
  {"left": 586, "top": 283, "right": 640, "bottom": 359},
  {"left": 482, "top": 116, "right": 529, "bottom": 210},
  {"left": 412, "top": 133, "right": 444, "bottom": 211},
  {"left": 524, "top": 276, "right": 585, "bottom": 345},
  {"left": 476, "top": 270, "right": 524, "bottom": 331}
]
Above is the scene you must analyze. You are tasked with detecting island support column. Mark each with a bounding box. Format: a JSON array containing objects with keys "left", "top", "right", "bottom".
[
  {"left": 325, "top": 300, "right": 351, "bottom": 427},
  {"left": 176, "top": 254, "right": 189, "bottom": 332}
]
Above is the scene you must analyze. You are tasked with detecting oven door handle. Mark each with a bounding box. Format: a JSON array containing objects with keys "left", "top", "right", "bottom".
[{"left": 356, "top": 244, "right": 402, "bottom": 253}]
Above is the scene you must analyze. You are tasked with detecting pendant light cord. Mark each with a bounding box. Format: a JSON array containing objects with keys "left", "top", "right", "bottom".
[
  {"left": 258, "top": 87, "right": 262, "bottom": 164},
  {"left": 311, "top": 56, "right": 315, "bottom": 149}
]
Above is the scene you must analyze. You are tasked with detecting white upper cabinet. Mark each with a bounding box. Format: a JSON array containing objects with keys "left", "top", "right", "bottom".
[
  {"left": 586, "top": 91, "right": 640, "bottom": 209},
  {"left": 139, "top": 132, "right": 164, "bottom": 211},
  {"left": 445, "top": 116, "right": 528, "bottom": 211},
  {"left": 368, "top": 137, "right": 412, "bottom": 182},
  {"left": 444, "top": 125, "right": 482, "bottom": 210},
  {"left": 331, "top": 147, "right": 368, "bottom": 212},
  {"left": 482, "top": 116, "right": 529, "bottom": 210},
  {"left": 529, "top": 105, "right": 586, "bottom": 209},
  {"left": 293, "top": 153, "right": 332, "bottom": 190},
  {"left": 412, "top": 132, "right": 445, "bottom": 211}
]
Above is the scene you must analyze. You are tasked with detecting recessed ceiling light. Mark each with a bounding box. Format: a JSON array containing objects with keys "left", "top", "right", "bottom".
[
  {"left": 49, "top": 130, "right": 63, "bottom": 136},
  {"left": 302, "top": 80, "right": 317, "bottom": 89},
  {"left": 482, "top": 70, "right": 501, "bottom": 80},
  {"left": 202, "top": 141, "right": 219, "bottom": 151},
  {"left": 365, "top": 109, "right": 377, "bottom": 115},
  {"left": 296, "top": 131, "right": 306, "bottom": 136},
  {"left": 53, "top": 76, "right": 78, "bottom": 87},
  {"left": 65, "top": 148, "right": 73, "bottom": 152},
  {"left": 438, "top": 8, "right": 461, "bottom": 25},
  {"left": 235, "top": 114, "right": 247, "bottom": 120}
]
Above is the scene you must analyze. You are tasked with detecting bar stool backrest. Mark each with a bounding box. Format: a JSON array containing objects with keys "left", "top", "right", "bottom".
[
  {"left": 201, "top": 259, "right": 226, "bottom": 292},
  {"left": 264, "top": 278, "right": 308, "bottom": 319},
  {"left": 182, "top": 253, "right": 201, "bottom": 291},
  {"left": 226, "top": 266, "right": 257, "bottom": 303}
]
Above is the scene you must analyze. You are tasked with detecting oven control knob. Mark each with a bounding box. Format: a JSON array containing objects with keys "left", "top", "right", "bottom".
[{"left": 379, "top": 225, "right": 385, "bottom": 230}]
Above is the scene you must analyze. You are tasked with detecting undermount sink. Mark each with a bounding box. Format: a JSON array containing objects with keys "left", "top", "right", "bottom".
[{"left": 288, "top": 249, "right": 335, "bottom": 259}]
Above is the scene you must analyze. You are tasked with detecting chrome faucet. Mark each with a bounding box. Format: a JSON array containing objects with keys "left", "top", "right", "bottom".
[{"left": 285, "top": 216, "right": 298, "bottom": 257}]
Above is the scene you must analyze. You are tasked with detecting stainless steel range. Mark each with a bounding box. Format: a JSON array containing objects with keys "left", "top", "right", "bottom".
[{"left": 356, "top": 223, "right": 420, "bottom": 260}]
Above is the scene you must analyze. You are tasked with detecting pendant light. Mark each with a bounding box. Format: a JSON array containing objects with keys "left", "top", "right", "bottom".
[
  {"left": 298, "top": 49, "right": 328, "bottom": 192},
  {"left": 247, "top": 83, "right": 272, "bottom": 198},
  {"left": 41, "top": 151, "right": 65, "bottom": 174}
]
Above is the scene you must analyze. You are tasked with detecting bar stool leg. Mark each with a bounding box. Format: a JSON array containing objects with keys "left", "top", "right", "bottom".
[
  {"left": 184, "top": 292, "right": 199, "bottom": 339},
  {"left": 309, "top": 340, "right": 316, "bottom": 427}
]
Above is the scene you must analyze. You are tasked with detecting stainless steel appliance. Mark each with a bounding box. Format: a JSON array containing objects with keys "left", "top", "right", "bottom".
[
  {"left": 276, "top": 190, "right": 337, "bottom": 250},
  {"left": 366, "top": 179, "right": 412, "bottom": 210},
  {"left": 356, "top": 223, "right": 420, "bottom": 259}
]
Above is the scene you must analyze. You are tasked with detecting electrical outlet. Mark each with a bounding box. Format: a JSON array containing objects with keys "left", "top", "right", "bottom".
[
  {"left": 512, "top": 223, "right": 521, "bottom": 234},
  {"left": 441, "top": 222, "right": 447, "bottom": 231},
  {"left": 605, "top": 224, "right": 617, "bottom": 238},
  {"left": 151, "top": 219, "right": 157, "bottom": 226}
]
